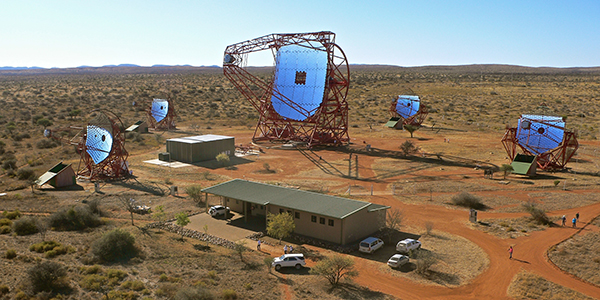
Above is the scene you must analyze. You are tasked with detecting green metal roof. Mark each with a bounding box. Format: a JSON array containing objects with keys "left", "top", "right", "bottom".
[
  {"left": 202, "top": 179, "right": 386, "bottom": 219},
  {"left": 511, "top": 161, "right": 533, "bottom": 175},
  {"left": 36, "top": 161, "right": 72, "bottom": 186}
]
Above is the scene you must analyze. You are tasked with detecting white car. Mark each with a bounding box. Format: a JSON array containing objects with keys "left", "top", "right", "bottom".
[
  {"left": 358, "top": 237, "right": 384, "bottom": 254},
  {"left": 396, "top": 238, "right": 421, "bottom": 254},
  {"left": 208, "top": 205, "right": 230, "bottom": 218},
  {"left": 272, "top": 254, "right": 306, "bottom": 271},
  {"left": 387, "top": 254, "right": 409, "bottom": 268}
]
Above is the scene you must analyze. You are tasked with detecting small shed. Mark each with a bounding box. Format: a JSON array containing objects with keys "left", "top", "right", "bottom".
[
  {"left": 166, "top": 134, "right": 235, "bottom": 163},
  {"left": 385, "top": 117, "right": 403, "bottom": 129},
  {"left": 36, "top": 162, "right": 76, "bottom": 188},
  {"left": 511, "top": 154, "right": 537, "bottom": 176},
  {"left": 126, "top": 120, "right": 148, "bottom": 133}
]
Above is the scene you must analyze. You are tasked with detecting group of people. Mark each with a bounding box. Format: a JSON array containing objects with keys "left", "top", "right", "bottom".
[
  {"left": 510, "top": 212, "right": 582, "bottom": 259},
  {"left": 560, "top": 212, "right": 580, "bottom": 228},
  {"left": 283, "top": 244, "right": 294, "bottom": 254}
]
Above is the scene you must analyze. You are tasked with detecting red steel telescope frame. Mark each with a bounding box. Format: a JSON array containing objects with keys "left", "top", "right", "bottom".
[
  {"left": 223, "top": 31, "right": 350, "bottom": 147},
  {"left": 45, "top": 110, "right": 129, "bottom": 181},
  {"left": 388, "top": 99, "right": 429, "bottom": 127},
  {"left": 501, "top": 118, "right": 578, "bottom": 170}
]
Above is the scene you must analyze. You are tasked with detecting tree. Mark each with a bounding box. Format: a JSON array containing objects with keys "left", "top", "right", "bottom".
[
  {"left": 386, "top": 208, "right": 403, "bottom": 231},
  {"left": 234, "top": 240, "right": 247, "bottom": 261},
  {"left": 118, "top": 196, "right": 137, "bottom": 226},
  {"left": 153, "top": 205, "right": 166, "bottom": 231},
  {"left": 500, "top": 164, "right": 514, "bottom": 179},
  {"left": 266, "top": 212, "right": 295, "bottom": 244},
  {"left": 309, "top": 255, "right": 358, "bottom": 286},
  {"left": 36, "top": 118, "right": 53, "bottom": 128},
  {"left": 37, "top": 217, "right": 49, "bottom": 242},
  {"left": 185, "top": 185, "right": 203, "bottom": 205},
  {"left": 399, "top": 140, "right": 419, "bottom": 156},
  {"left": 68, "top": 109, "right": 81, "bottom": 119},
  {"left": 216, "top": 153, "right": 230, "bottom": 167},
  {"left": 175, "top": 212, "right": 190, "bottom": 240},
  {"left": 403, "top": 124, "right": 419, "bottom": 138}
]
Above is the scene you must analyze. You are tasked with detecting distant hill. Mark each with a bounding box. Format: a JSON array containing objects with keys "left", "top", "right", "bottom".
[{"left": 1, "top": 64, "right": 599, "bottom": 76}]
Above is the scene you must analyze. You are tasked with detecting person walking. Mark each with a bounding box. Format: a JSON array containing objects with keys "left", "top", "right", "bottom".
[
  {"left": 572, "top": 217, "right": 577, "bottom": 228},
  {"left": 576, "top": 212, "right": 580, "bottom": 220},
  {"left": 257, "top": 240, "right": 261, "bottom": 251},
  {"left": 508, "top": 246, "right": 513, "bottom": 259},
  {"left": 284, "top": 245, "right": 288, "bottom": 254},
  {"left": 561, "top": 215, "right": 566, "bottom": 226}
]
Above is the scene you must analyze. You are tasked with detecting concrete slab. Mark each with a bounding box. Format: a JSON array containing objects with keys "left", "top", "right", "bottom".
[
  {"left": 143, "top": 159, "right": 192, "bottom": 168},
  {"left": 186, "top": 212, "right": 260, "bottom": 242}
]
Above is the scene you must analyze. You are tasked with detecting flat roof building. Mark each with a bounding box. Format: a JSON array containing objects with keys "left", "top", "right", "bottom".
[{"left": 166, "top": 134, "right": 234, "bottom": 163}]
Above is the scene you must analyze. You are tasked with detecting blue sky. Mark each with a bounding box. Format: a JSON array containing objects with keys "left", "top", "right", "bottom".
[{"left": 1, "top": 0, "right": 599, "bottom": 68}]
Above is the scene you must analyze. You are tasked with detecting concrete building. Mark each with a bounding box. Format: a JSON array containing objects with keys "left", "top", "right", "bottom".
[
  {"left": 166, "top": 134, "right": 235, "bottom": 163},
  {"left": 202, "top": 179, "right": 389, "bottom": 245}
]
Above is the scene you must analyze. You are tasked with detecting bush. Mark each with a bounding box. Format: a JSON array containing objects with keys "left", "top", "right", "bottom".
[
  {"left": 415, "top": 251, "right": 438, "bottom": 277},
  {"left": 1, "top": 159, "right": 17, "bottom": 170},
  {"left": 0, "top": 225, "right": 10, "bottom": 234},
  {"left": 12, "top": 216, "right": 38, "bottom": 235},
  {"left": 92, "top": 229, "right": 138, "bottom": 262},
  {"left": 27, "top": 261, "right": 68, "bottom": 293},
  {"left": 185, "top": 185, "right": 203, "bottom": 205},
  {"left": 0, "top": 218, "right": 11, "bottom": 226},
  {"left": 522, "top": 202, "right": 552, "bottom": 225},
  {"left": 451, "top": 192, "right": 486, "bottom": 210},
  {"left": 36, "top": 139, "right": 58, "bottom": 149},
  {"left": 30, "top": 240, "right": 62, "bottom": 253},
  {"left": 80, "top": 274, "right": 107, "bottom": 291},
  {"left": 0, "top": 284, "right": 9, "bottom": 295},
  {"left": 174, "top": 286, "right": 214, "bottom": 300},
  {"left": 2, "top": 209, "right": 21, "bottom": 220},
  {"left": 221, "top": 289, "right": 238, "bottom": 300},
  {"left": 121, "top": 280, "right": 145, "bottom": 291},
  {"left": 5, "top": 249, "right": 17, "bottom": 259},
  {"left": 16, "top": 168, "right": 35, "bottom": 180},
  {"left": 86, "top": 199, "right": 104, "bottom": 216},
  {"left": 49, "top": 205, "right": 102, "bottom": 231}
]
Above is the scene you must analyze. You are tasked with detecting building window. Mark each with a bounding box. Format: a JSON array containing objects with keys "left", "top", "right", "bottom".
[
  {"left": 236, "top": 200, "right": 239, "bottom": 204},
  {"left": 311, "top": 215, "right": 317, "bottom": 223},
  {"left": 319, "top": 217, "right": 325, "bottom": 225},
  {"left": 260, "top": 205, "right": 264, "bottom": 209},
  {"left": 328, "top": 219, "right": 334, "bottom": 226},
  {"left": 279, "top": 208, "right": 284, "bottom": 214},
  {"left": 295, "top": 212, "right": 300, "bottom": 219}
]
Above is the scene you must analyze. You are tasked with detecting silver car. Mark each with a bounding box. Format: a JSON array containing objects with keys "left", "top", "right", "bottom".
[
  {"left": 387, "top": 254, "right": 409, "bottom": 268},
  {"left": 272, "top": 254, "right": 306, "bottom": 271},
  {"left": 208, "top": 205, "right": 230, "bottom": 218}
]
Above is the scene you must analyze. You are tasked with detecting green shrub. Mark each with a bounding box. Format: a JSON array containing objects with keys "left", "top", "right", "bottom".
[
  {"left": 92, "top": 229, "right": 138, "bottom": 262},
  {"left": 80, "top": 274, "right": 108, "bottom": 291},
  {"left": 221, "top": 289, "right": 238, "bottom": 300},
  {"left": 5, "top": 249, "right": 17, "bottom": 259},
  {"left": 522, "top": 202, "right": 552, "bottom": 225},
  {"left": 121, "top": 280, "right": 145, "bottom": 291},
  {"left": 107, "top": 290, "right": 137, "bottom": 300},
  {"left": 16, "top": 168, "right": 35, "bottom": 180},
  {"left": 0, "top": 284, "right": 9, "bottom": 295},
  {"left": 174, "top": 287, "right": 215, "bottom": 300},
  {"left": 2, "top": 159, "right": 17, "bottom": 170},
  {"left": 2, "top": 209, "right": 21, "bottom": 220},
  {"left": 15, "top": 290, "right": 27, "bottom": 300},
  {"left": 0, "top": 225, "right": 10, "bottom": 234},
  {"left": 81, "top": 265, "right": 102, "bottom": 275},
  {"left": 12, "top": 216, "right": 38, "bottom": 235},
  {"left": 36, "top": 139, "right": 58, "bottom": 149},
  {"left": 0, "top": 218, "right": 12, "bottom": 226},
  {"left": 27, "top": 261, "right": 68, "bottom": 293},
  {"left": 451, "top": 192, "right": 486, "bottom": 210},
  {"left": 106, "top": 268, "right": 128, "bottom": 281},
  {"left": 30, "top": 240, "right": 61, "bottom": 253},
  {"left": 49, "top": 205, "right": 102, "bottom": 231}
]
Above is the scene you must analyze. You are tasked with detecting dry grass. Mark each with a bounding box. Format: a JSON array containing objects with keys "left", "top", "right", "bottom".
[
  {"left": 507, "top": 269, "right": 595, "bottom": 300},
  {"left": 548, "top": 231, "right": 600, "bottom": 286},
  {"left": 470, "top": 216, "right": 557, "bottom": 239},
  {"left": 376, "top": 227, "right": 489, "bottom": 286}
]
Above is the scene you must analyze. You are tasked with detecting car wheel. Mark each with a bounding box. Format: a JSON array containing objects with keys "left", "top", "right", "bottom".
[
  {"left": 295, "top": 264, "right": 302, "bottom": 270},
  {"left": 275, "top": 265, "right": 281, "bottom": 271}
]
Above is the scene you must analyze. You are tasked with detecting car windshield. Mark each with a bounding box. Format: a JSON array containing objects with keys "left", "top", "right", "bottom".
[
  {"left": 389, "top": 257, "right": 399, "bottom": 262},
  {"left": 360, "top": 242, "right": 369, "bottom": 247}
]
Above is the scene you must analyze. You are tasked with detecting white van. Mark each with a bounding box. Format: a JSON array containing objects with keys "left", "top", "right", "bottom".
[
  {"left": 396, "top": 238, "right": 421, "bottom": 254},
  {"left": 359, "top": 237, "right": 384, "bottom": 254}
]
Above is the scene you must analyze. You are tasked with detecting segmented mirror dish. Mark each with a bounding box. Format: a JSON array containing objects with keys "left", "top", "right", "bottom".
[
  {"left": 516, "top": 115, "right": 564, "bottom": 155},
  {"left": 395, "top": 95, "right": 421, "bottom": 119},
  {"left": 86, "top": 125, "right": 113, "bottom": 164},
  {"left": 271, "top": 44, "right": 328, "bottom": 121},
  {"left": 151, "top": 99, "right": 169, "bottom": 123}
]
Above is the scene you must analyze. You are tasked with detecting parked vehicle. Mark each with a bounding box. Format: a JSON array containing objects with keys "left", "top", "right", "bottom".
[
  {"left": 272, "top": 253, "right": 306, "bottom": 271},
  {"left": 208, "top": 205, "right": 230, "bottom": 218},
  {"left": 387, "top": 254, "right": 409, "bottom": 268},
  {"left": 396, "top": 238, "right": 421, "bottom": 253},
  {"left": 358, "top": 237, "right": 384, "bottom": 254}
]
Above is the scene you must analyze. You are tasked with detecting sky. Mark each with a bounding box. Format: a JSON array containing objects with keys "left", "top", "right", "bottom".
[{"left": 1, "top": 0, "right": 599, "bottom": 69}]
